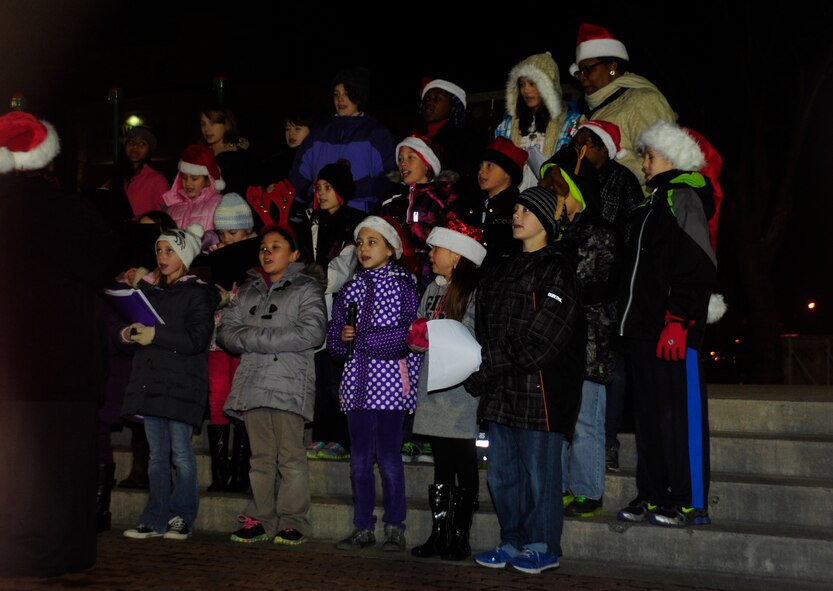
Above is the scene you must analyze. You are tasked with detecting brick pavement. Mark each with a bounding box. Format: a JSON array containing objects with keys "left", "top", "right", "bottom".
[{"left": 0, "top": 529, "right": 727, "bottom": 591}]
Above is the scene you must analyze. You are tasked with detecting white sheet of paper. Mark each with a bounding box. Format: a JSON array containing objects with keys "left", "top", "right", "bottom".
[{"left": 426, "top": 319, "right": 481, "bottom": 391}]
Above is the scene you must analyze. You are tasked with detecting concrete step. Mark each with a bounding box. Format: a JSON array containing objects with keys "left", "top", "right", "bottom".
[{"left": 709, "top": 384, "right": 833, "bottom": 435}]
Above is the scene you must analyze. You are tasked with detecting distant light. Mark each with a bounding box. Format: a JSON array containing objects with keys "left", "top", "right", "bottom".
[
  {"left": 734, "top": 339, "right": 741, "bottom": 344},
  {"left": 125, "top": 115, "right": 143, "bottom": 127},
  {"left": 709, "top": 351, "right": 716, "bottom": 357},
  {"left": 808, "top": 301, "right": 816, "bottom": 310}
]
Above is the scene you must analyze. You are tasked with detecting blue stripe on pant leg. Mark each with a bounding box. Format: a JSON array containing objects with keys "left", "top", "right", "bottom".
[{"left": 686, "top": 349, "right": 704, "bottom": 508}]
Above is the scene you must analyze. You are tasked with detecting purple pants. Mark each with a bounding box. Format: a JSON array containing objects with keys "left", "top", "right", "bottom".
[{"left": 347, "top": 410, "right": 407, "bottom": 530}]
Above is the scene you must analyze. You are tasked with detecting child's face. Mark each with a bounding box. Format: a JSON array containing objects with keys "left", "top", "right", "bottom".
[
  {"left": 421, "top": 88, "right": 453, "bottom": 123},
  {"left": 429, "top": 246, "right": 459, "bottom": 281},
  {"left": 156, "top": 240, "right": 185, "bottom": 278},
  {"left": 125, "top": 136, "right": 150, "bottom": 164},
  {"left": 356, "top": 227, "right": 394, "bottom": 270},
  {"left": 200, "top": 113, "right": 228, "bottom": 147},
  {"left": 518, "top": 77, "right": 542, "bottom": 110},
  {"left": 398, "top": 146, "right": 430, "bottom": 185},
  {"left": 315, "top": 180, "right": 341, "bottom": 213},
  {"left": 285, "top": 122, "right": 310, "bottom": 149},
  {"left": 181, "top": 173, "right": 210, "bottom": 199},
  {"left": 333, "top": 84, "right": 359, "bottom": 117},
  {"left": 259, "top": 231, "right": 299, "bottom": 281},
  {"left": 512, "top": 203, "right": 547, "bottom": 245},
  {"left": 217, "top": 228, "right": 251, "bottom": 245},
  {"left": 478, "top": 160, "right": 512, "bottom": 197},
  {"left": 642, "top": 147, "right": 674, "bottom": 182}
]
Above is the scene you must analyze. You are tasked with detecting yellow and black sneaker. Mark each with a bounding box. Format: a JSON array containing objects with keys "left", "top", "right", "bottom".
[
  {"left": 565, "top": 495, "right": 603, "bottom": 518},
  {"left": 616, "top": 497, "right": 657, "bottom": 522},
  {"left": 649, "top": 505, "right": 711, "bottom": 527}
]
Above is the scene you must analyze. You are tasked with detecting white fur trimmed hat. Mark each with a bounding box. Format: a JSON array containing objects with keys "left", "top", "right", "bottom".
[
  {"left": 0, "top": 111, "right": 60, "bottom": 174},
  {"left": 396, "top": 134, "right": 441, "bottom": 177},
  {"left": 579, "top": 120, "right": 625, "bottom": 160},
  {"left": 638, "top": 119, "right": 705, "bottom": 172},
  {"left": 426, "top": 220, "right": 487, "bottom": 268},
  {"left": 569, "top": 23, "right": 630, "bottom": 77},
  {"left": 354, "top": 215, "right": 404, "bottom": 259},
  {"left": 506, "top": 51, "right": 563, "bottom": 120},
  {"left": 421, "top": 79, "right": 467, "bottom": 108},
  {"left": 157, "top": 223, "right": 205, "bottom": 269},
  {"left": 178, "top": 144, "right": 225, "bottom": 191}
]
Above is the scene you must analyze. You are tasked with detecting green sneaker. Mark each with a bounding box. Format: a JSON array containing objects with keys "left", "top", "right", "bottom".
[
  {"left": 562, "top": 491, "right": 575, "bottom": 509},
  {"left": 401, "top": 441, "right": 418, "bottom": 463},
  {"left": 565, "top": 496, "right": 603, "bottom": 517},
  {"left": 415, "top": 441, "right": 433, "bottom": 463}
]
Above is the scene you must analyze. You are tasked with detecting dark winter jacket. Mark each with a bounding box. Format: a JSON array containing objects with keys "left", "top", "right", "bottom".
[
  {"left": 122, "top": 275, "right": 219, "bottom": 427},
  {"left": 297, "top": 205, "right": 365, "bottom": 267},
  {"left": 619, "top": 170, "right": 716, "bottom": 349},
  {"left": 478, "top": 186, "right": 521, "bottom": 270},
  {"left": 597, "top": 159, "right": 644, "bottom": 246},
  {"left": 466, "top": 245, "right": 585, "bottom": 435}
]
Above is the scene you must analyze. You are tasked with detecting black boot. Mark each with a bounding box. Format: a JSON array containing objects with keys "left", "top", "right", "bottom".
[
  {"left": 97, "top": 463, "right": 116, "bottom": 532},
  {"left": 119, "top": 424, "right": 149, "bottom": 489},
  {"left": 411, "top": 483, "right": 451, "bottom": 558},
  {"left": 207, "top": 424, "right": 231, "bottom": 492},
  {"left": 227, "top": 421, "right": 251, "bottom": 493},
  {"left": 442, "top": 486, "right": 478, "bottom": 561}
]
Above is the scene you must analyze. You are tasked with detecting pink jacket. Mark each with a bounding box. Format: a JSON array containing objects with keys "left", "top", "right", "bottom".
[
  {"left": 162, "top": 173, "right": 222, "bottom": 249},
  {"left": 126, "top": 165, "right": 169, "bottom": 218}
]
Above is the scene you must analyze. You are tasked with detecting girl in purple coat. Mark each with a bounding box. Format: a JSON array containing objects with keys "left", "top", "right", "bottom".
[{"left": 327, "top": 215, "right": 422, "bottom": 553}]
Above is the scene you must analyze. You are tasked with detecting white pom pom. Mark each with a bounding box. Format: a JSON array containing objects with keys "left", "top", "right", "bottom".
[
  {"left": 707, "top": 293, "right": 727, "bottom": 324},
  {"left": 185, "top": 223, "right": 205, "bottom": 240},
  {"left": 214, "top": 179, "right": 226, "bottom": 192}
]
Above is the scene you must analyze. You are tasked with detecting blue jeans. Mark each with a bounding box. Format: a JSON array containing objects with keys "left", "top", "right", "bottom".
[
  {"left": 141, "top": 416, "right": 199, "bottom": 532},
  {"left": 562, "top": 380, "right": 607, "bottom": 499},
  {"left": 486, "top": 422, "right": 563, "bottom": 555},
  {"left": 347, "top": 410, "right": 406, "bottom": 530}
]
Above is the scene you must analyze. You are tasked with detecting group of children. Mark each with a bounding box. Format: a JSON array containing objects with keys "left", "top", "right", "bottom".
[{"left": 111, "top": 96, "right": 718, "bottom": 576}]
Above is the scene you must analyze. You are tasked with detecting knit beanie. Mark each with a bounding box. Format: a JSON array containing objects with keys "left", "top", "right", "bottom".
[
  {"left": 331, "top": 67, "right": 371, "bottom": 106},
  {"left": 516, "top": 186, "right": 561, "bottom": 241},
  {"left": 156, "top": 223, "right": 204, "bottom": 269},
  {"left": 125, "top": 125, "right": 158, "bottom": 154},
  {"left": 0, "top": 111, "right": 60, "bottom": 174},
  {"left": 178, "top": 144, "right": 225, "bottom": 191},
  {"left": 396, "top": 134, "right": 442, "bottom": 176},
  {"left": 482, "top": 137, "right": 528, "bottom": 187},
  {"left": 505, "top": 51, "right": 563, "bottom": 120},
  {"left": 426, "top": 219, "right": 487, "bottom": 267},
  {"left": 569, "top": 23, "right": 630, "bottom": 77},
  {"left": 316, "top": 158, "right": 356, "bottom": 207},
  {"left": 638, "top": 120, "right": 705, "bottom": 171},
  {"left": 213, "top": 192, "right": 254, "bottom": 230},
  {"left": 421, "top": 79, "right": 467, "bottom": 108}
]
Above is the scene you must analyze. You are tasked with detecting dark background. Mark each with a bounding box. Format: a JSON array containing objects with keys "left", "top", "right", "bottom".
[{"left": 3, "top": 1, "right": 831, "bottom": 381}]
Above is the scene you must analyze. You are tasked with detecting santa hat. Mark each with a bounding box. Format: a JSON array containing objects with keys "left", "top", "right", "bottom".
[
  {"left": 213, "top": 193, "right": 254, "bottom": 230},
  {"left": 315, "top": 158, "right": 355, "bottom": 208},
  {"left": 354, "top": 215, "right": 416, "bottom": 271},
  {"left": 505, "top": 52, "right": 563, "bottom": 120},
  {"left": 426, "top": 219, "right": 487, "bottom": 267},
  {"left": 638, "top": 120, "right": 705, "bottom": 172},
  {"left": 157, "top": 223, "right": 204, "bottom": 269},
  {"left": 482, "top": 137, "right": 528, "bottom": 187},
  {"left": 396, "top": 134, "right": 441, "bottom": 177},
  {"left": 569, "top": 23, "right": 630, "bottom": 77},
  {"left": 0, "top": 111, "right": 60, "bottom": 174},
  {"left": 178, "top": 144, "right": 225, "bottom": 191},
  {"left": 421, "top": 79, "right": 467, "bottom": 108},
  {"left": 579, "top": 120, "right": 625, "bottom": 160}
]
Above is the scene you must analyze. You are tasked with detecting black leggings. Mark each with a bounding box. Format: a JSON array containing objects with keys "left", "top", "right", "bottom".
[{"left": 427, "top": 436, "right": 479, "bottom": 493}]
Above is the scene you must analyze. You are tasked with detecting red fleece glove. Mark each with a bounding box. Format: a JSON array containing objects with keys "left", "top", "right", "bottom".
[
  {"left": 406, "top": 318, "right": 429, "bottom": 353},
  {"left": 656, "top": 311, "right": 689, "bottom": 361}
]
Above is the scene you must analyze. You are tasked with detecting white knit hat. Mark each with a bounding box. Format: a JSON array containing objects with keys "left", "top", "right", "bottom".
[
  {"left": 354, "top": 215, "right": 404, "bottom": 259},
  {"left": 426, "top": 224, "right": 487, "bottom": 268},
  {"left": 569, "top": 23, "right": 630, "bottom": 77},
  {"left": 421, "top": 79, "right": 467, "bottom": 108},
  {"left": 156, "top": 223, "right": 204, "bottom": 268},
  {"left": 638, "top": 120, "right": 705, "bottom": 171},
  {"left": 396, "top": 135, "right": 441, "bottom": 176}
]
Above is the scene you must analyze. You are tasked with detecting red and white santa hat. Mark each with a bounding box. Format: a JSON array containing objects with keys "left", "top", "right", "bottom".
[
  {"left": 638, "top": 120, "right": 705, "bottom": 172},
  {"left": 0, "top": 111, "right": 60, "bottom": 174},
  {"left": 426, "top": 219, "right": 487, "bottom": 267},
  {"left": 421, "top": 79, "right": 467, "bottom": 108},
  {"left": 578, "top": 120, "right": 625, "bottom": 160},
  {"left": 178, "top": 144, "right": 225, "bottom": 191},
  {"left": 569, "top": 23, "right": 630, "bottom": 77},
  {"left": 396, "top": 134, "right": 441, "bottom": 176}
]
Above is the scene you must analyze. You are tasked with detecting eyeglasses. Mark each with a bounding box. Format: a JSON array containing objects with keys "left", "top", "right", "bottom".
[{"left": 573, "top": 62, "right": 606, "bottom": 79}]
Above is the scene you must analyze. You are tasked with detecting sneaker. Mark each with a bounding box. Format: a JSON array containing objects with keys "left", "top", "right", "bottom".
[
  {"left": 336, "top": 528, "right": 376, "bottom": 550},
  {"left": 381, "top": 524, "right": 406, "bottom": 552},
  {"left": 617, "top": 497, "right": 657, "bottom": 522},
  {"left": 400, "top": 441, "right": 419, "bottom": 463},
  {"left": 273, "top": 527, "right": 308, "bottom": 545},
  {"left": 415, "top": 441, "right": 434, "bottom": 464},
  {"left": 562, "top": 490, "right": 575, "bottom": 509},
  {"left": 317, "top": 442, "right": 350, "bottom": 460},
  {"left": 473, "top": 544, "right": 517, "bottom": 568},
  {"left": 163, "top": 516, "right": 192, "bottom": 540},
  {"left": 509, "top": 547, "right": 560, "bottom": 574},
  {"left": 649, "top": 505, "right": 711, "bottom": 527},
  {"left": 565, "top": 496, "right": 603, "bottom": 518},
  {"left": 230, "top": 514, "right": 271, "bottom": 543},
  {"left": 123, "top": 524, "right": 163, "bottom": 539},
  {"left": 605, "top": 445, "right": 620, "bottom": 472},
  {"left": 306, "top": 441, "right": 326, "bottom": 459}
]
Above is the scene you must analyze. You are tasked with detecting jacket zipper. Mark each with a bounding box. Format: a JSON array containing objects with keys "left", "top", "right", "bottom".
[{"left": 619, "top": 209, "right": 653, "bottom": 336}]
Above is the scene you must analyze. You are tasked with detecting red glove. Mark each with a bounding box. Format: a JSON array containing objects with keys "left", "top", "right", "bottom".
[
  {"left": 406, "top": 317, "right": 429, "bottom": 353},
  {"left": 656, "top": 311, "right": 689, "bottom": 361}
]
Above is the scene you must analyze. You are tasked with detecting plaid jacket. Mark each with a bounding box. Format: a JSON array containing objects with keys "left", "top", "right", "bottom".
[{"left": 467, "top": 244, "right": 585, "bottom": 434}]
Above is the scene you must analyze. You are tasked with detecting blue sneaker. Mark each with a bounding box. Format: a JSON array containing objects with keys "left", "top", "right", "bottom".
[
  {"left": 510, "top": 547, "right": 560, "bottom": 574},
  {"left": 473, "top": 544, "right": 517, "bottom": 568}
]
